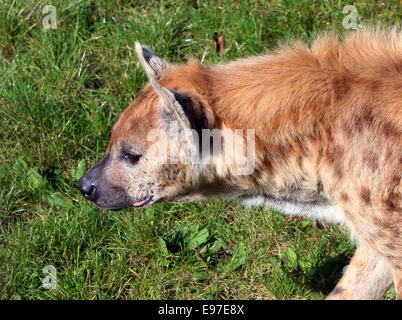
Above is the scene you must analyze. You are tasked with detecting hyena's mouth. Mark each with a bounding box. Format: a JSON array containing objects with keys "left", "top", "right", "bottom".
[{"left": 132, "top": 196, "right": 154, "bottom": 208}]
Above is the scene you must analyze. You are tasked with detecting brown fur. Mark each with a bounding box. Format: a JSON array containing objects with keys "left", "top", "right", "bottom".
[{"left": 83, "top": 28, "right": 402, "bottom": 299}]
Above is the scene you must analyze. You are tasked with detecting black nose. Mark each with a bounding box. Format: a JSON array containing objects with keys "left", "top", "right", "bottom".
[{"left": 79, "top": 176, "right": 98, "bottom": 201}]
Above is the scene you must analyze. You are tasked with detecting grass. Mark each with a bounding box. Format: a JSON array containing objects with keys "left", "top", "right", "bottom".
[{"left": 0, "top": 0, "right": 400, "bottom": 300}]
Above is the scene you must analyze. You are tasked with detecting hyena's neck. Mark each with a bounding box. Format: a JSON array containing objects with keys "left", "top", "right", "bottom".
[
  {"left": 203, "top": 50, "right": 335, "bottom": 201},
  {"left": 207, "top": 50, "right": 333, "bottom": 139},
  {"left": 161, "top": 51, "right": 338, "bottom": 202}
]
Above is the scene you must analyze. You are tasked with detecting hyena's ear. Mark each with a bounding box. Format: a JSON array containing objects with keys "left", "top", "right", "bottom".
[
  {"left": 135, "top": 42, "right": 191, "bottom": 130},
  {"left": 135, "top": 41, "right": 168, "bottom": 80}
]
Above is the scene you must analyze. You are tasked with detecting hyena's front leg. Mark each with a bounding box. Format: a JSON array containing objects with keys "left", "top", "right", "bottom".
[{"left": 326, "top": 244, "right": 393, "bottom": 300}]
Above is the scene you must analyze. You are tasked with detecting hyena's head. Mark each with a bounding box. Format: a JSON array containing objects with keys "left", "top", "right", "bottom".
[{"left": 79, "top": 43, "right": 219, "bottom": 210}]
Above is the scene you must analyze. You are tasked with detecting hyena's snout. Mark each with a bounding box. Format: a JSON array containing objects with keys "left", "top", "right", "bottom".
[
  {"left": 79, "top": 155, "right": 133, "bottom": 210},
  {"left": 79, "top": 155, "right": 110, "bottom": 204},
  {"left": 79, "top": 164, "right": 100, "bottom": 202}
]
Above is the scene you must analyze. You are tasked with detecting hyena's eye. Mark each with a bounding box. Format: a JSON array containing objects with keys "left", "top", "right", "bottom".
[{"left": 122, "top": 153, "right": 142, "bottom": 165}]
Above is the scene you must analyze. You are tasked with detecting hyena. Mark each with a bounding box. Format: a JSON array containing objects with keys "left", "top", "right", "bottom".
[{"left": 80, "top": 28, "right": 402, "bottom": 299}]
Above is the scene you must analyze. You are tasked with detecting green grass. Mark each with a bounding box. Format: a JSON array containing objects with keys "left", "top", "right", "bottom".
[{"left": 0, "top": 0, "right": 400, "bottom": 300}]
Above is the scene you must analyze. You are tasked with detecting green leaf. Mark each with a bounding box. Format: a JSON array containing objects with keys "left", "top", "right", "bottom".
[
  {"left": 187, "top": 227, "right": 209, "bottom": 250},
  {"left": 27, "top": 168, "right": 46, "bottom": 190},
  {"left": 192, "top": 272, "right": 210, "bottom": 282},
  {"left": 299, "top": 220, "right": 312, "bottom": 230},
  {"left": 157, "top": 237, "right": 169, "bottom": 256},
  {"left": 157, "top": 237, "right": 170, "bottom": 267},
  {"left": 13, "top": 158, "right": 28, "bottom": 175},
  {"left": 44, "top": 192, "right": 73, "bottom": 210},
  {"left": 281, "top": 248, "right": 298, "bottom": 269},
  {"left": 199, "top": 244, "right": 209, "bottom": 255},
  {"left": 225, "top": 243, "right": 247, "bottom": 272},
  {"left": 299, "top": 260, "right": 312, "bottom": 272},
  {"left": 71, "top": 159, "right": 86, "bottom": 180},
  {"left": 210, "top": 239, "right": 225, "bottom": 251}
]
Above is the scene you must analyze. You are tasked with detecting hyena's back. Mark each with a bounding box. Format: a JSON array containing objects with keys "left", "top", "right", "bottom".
[{"left": 204, "top": 28, "right": 402, "bottom": 298}]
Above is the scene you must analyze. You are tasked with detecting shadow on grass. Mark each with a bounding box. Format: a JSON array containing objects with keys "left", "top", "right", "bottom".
[{"left": 305, "top": 253, "right": 351, "bottom": 295}]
